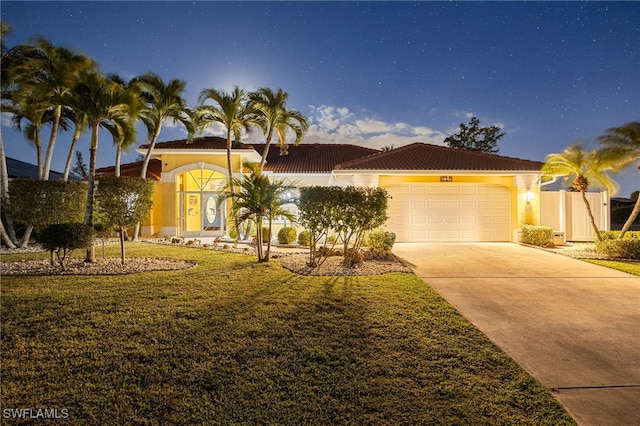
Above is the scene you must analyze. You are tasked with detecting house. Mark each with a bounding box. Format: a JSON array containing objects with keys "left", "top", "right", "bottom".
[
  {"left": 98, "top": 136, "right": 552, "bottom": 242},
  {"left": 6, "top": 157, "right": 66, "bottom": 180}
]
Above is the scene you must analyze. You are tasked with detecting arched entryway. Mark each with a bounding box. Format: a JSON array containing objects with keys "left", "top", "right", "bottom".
[{"left": 177, "top": 168, "right": 227, "bottom": 237}]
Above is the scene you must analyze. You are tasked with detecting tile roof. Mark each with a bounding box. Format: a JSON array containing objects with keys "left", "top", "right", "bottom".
[
  {"left": 96, "top": 159, "right": 162, "bottom": 180},
  {"left": 139, "top": 136, "right": 255, "bottom": 151},
  {"left": 334, "top": 142, "right": 544, "bottom": 172},
  {"left": 256, "top": 144, "right": 380, "bottom": 173}
]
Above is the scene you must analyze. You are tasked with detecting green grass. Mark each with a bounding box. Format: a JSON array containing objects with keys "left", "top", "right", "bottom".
[
  {"left": 583, "top": 259, "right": 640, "bottom": 276},
  {"left": 1, "top": 243, "right": 574, "bottom": 425}
]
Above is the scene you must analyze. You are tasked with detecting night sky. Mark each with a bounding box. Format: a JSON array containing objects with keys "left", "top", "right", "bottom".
[{"left": 2, "top": 1, "right": 638, "bottom": 196}]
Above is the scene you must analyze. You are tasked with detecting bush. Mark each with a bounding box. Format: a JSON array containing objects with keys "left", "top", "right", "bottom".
[
  {"left": 277, "top": 226, "right": 297, "bottom": 244},
  {"left": 298, "top": 230, "right": 310, "bottom": 246},
  {"left": 262, "top": 226, "right": 271, "bottom": 243},
  {"left": 595, "top": 239, "right": 640, "bottom": 260},
  {"left": 520, "top": 225, "right": 555, "bottom": 247},
  {"left": 599, "top": 230, "right": 640, "bottom": 240},
  {"left": 364, "top": 229, "right": 396, "bottom": 252},
  {"left": 37, "top": 223, "right": 96, "bottom": 270}
]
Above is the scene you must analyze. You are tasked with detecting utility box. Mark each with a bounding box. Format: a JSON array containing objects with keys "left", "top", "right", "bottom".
[{"left": 553, "top": 231, "right": 566, "bottom": 246}]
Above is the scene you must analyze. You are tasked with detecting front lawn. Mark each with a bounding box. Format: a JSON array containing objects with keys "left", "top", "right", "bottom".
[
  {"left": 583, "top": 259, "right": 640, "bottom": 276},
  {"left": 1, "top": 243, "right": 574, "bottom": 424}
]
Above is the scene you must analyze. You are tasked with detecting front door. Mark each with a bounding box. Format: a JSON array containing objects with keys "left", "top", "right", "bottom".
[{"left": 181, "top": 191, "right": 225, "bottom": 237}]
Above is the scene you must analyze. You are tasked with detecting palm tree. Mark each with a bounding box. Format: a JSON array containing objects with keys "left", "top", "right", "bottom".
[
  {"left": 66, "top": 71, "right": 137, "bottom": 262},
  {"left": 196, "top": 86, "right": 262, "bottom": 236},
  {"left": 247, "top": 87, "right": 309, "bottom": 168},
  {"left": 598, "top": 121, "right": 640, "bottom": 238},
  {"left": 26, "top": 38, "right": 97, "bottom": 180},
  {"left": 0, "top": 21, "right": 17, "bottom": 247},
  {"left": 542, "top": 144, "right": 630, "bottom": 241},
  {"left": 133, "top": 73, "right": 194, "bottom": 178},
  {"left": 230, "top": 164, "right": 295, "bottom": 262},
  {"left": 128, "top": 73, "right": 193, "bottom": 239},
  {"left": 105, "top": 74, "right": 143, "bottom": 177},
  {"left": 61, "top": 108, "right": 89, "bottom": 180}
]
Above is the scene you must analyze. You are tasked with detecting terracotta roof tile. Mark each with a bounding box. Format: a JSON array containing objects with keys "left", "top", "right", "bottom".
[
  {"left": 139, "top": 136, "right": 254, "bottom": 151},
  {"left": 256, "top": 144, "right": 380, "bottom": 173},
  {"left": 96, "top": 159, "right": 162, "bottom": 180},
  {"left": 335, "top": 142, "right": 543, "bottom": 171}
]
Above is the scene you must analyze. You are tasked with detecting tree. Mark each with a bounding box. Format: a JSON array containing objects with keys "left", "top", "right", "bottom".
[
  {"left": 542, "top": 144, "right": 629, "bottom": 241},
  {"left": 444, "top": 116, "right": 504, "bottom": 154},
  {"left": 95, "top": 177, "right": 154, "bottom": 264},
  {"left": 25, "top": 38, "right": 97, "bottom": 180},
  {"left": 297, "top": 186, "right": 336, "bottom": 266},
  {"left": 0, "top": 21, "right": 17, "bottom": 248},
  {"left": 65, "top": 71, "right": 137, "bottom": 262},
  {"left": 331, "top": 186, "right": 389, "bottom": 265},
  {"left": 62, "top": 109, "right": 89, "bottom": 180},
  {"left": 297, "top": 186, "right": 389, "bottom": 266},
  {"left": 598, "top": 121, "right": 640, "bottom": 238},
  {"left": 229, "top": 165, "right": 294, "bottom": 262},
  {"left": 2, "top": 37, "right": 96, "bottom": 180},
  {"left": 247, "top": 87, "right": 308, "bottom": 168},
  {"left": 196, "top": 86, "right": 262, "bottom": 235},
  {"left": 133, "top": 73, "right": 194, "bottom": 178},
  {"left": 105, "top": 74, "right": 143, "bottom": 177},
  {"left": 130, "top": 73, "right": 194, "bottom": 240},
  {"left": 70, "top": 151, "right": 89, "bottom": 180}
]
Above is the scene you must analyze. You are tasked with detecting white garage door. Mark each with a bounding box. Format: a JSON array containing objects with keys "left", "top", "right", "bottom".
[{"left": 385, "top": 184, "right": 511, "bottom": 242}]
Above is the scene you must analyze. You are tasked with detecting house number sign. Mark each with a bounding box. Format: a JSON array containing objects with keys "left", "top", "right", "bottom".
[{"left": 440, "top": 176, "right": 453, "bottom": 182}]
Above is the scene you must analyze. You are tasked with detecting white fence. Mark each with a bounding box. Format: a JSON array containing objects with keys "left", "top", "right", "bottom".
[{"left": 540, "top": 190, "right": 609, "bottom": 242}]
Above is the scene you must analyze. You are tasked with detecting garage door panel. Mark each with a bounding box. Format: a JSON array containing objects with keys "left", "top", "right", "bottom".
[{"left": 385, "top": 184, "right": 510, "bottom": 242}]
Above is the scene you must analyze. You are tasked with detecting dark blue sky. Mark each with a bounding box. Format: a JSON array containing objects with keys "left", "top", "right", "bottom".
[{"left": 2, "top": 1, "right": 639, "bottom": 196}]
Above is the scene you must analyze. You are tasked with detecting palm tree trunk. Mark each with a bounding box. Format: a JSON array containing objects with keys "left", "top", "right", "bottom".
[
  {"left": 259, "top": 127, "right": 274, "bottom": 169},
  {"left": 255, "top": 218, "right": 264, "bottom": 260},
  {"left": 43, "top": 105, "right": 62, "bottom": 180},
  {"left": 114, "top": 144, "right": 122, "bottom": 177},
  {"left": 226, "top": 129, "right": 240, "bottom": 239},
  {"left": 580, "top": 190, "right": 602, "bottom": 241},
  {"left": 35, "top": 131, "right": 44, "bottom": 180},
  {"left": 63, "top": 131, "right": 80, "bottom": 181},
  {"left": 0, "top": 218, "right": 16, "bottom": 249},
  {"left": 120, "top": 226, "right": 126, "bottom": 265},
  {"left": 84, "top": 124, "right": 99, "bottom": 262},
  {"left": 0, "top": 132, "right": 17, "bottom": 248},
  {"left": 619, "top": 196, "right": 640, "bottom": 238},
  {"left": 132, "top": 125, "right": 163, "bottom": 242}
]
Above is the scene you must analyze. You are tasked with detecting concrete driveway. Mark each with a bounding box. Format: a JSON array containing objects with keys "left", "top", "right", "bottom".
[{"left": 393, "top": 243, "right": 640, "bottom": 426}]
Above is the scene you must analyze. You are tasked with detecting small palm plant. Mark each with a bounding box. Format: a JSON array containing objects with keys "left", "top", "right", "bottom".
[{"left": 229, "top": 164, "right": 295, "bottom": 262}]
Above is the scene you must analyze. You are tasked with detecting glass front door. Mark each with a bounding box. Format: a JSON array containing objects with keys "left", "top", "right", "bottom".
[
  {"left": 178, "top": 169, "right": 227, "bottom": 237},
  {"left": 181, "top": 191, "right": 225, "bottom": 237}
]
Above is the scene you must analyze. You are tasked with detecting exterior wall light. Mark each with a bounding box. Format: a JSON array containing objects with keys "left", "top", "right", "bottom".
[{"left": 525, "top": 190, "right": 534, "bottom": 203}]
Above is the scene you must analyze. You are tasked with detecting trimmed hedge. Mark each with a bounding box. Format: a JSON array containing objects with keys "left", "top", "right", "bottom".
[
  {"left": 595, "top": 239, "right": 640, "bottom": 260},
  {"left": 520, "top": 225, "right": 555, "bottom": 247},
  {"left": 297, "top": 230, "right": 310, "bottom": 246},
  {"left": 277, "top": 226, "right": 297, "bottom": 244}
]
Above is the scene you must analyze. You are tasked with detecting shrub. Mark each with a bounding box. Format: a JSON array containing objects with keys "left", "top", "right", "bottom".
[
  {"left": 37, "top": 223, "right": 96, "bottom": 270},
  {"left": 520, "top": 225, "right": 555, "bottom": 247},
  {"left": 595, "top": 239, "right": 640, "bottom": 260},
  {"left": 599, "top": 230, "right": 640, "bottom": 240},
  {"left": 262, "top": 226, "right": 271, "bottom": 243},
  {"left": 364, "top": 229, "right": 396, "bottom": 252},
  {"left": 298, "top": 230, "right": 310, "bottom": 246},
  {"left": 277, "top": 226, "right": 297, "bottom": 244}
]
